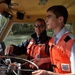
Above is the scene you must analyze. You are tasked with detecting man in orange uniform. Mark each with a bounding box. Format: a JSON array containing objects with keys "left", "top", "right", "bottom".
[
  {"left": 5, "top": 18, "right": 53, "bottom": 74},
  {"left": 32, "top": 5, "right": 75, "bottom": 75}
]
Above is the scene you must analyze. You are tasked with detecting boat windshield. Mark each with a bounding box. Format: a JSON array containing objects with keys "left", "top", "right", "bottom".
[{"left": 0, "top": 13, "right": 8, "bottom": 36}]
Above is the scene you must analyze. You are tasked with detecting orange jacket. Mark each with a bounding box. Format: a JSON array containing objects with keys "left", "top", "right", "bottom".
[
  {"left": 27, "top": 38, "right": 52, "bottom": 70},
  {"left": 49, "top": 32, "right": 75, "bottom": 73}
]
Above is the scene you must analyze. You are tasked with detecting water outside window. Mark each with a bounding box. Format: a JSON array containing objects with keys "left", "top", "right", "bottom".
[{"left": 4, "top": 23, "right": 34, "bottom": 46}]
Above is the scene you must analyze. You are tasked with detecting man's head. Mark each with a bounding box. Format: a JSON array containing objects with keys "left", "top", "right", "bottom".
[
  {"left": 34, "top": 18, "right": 46, "bottom": 37},
  {"left": 45, "top": 5, "right": 68, "bottom": 31},
  {"left": 47, "top": 5, "right": 68, "bottom": 24}
]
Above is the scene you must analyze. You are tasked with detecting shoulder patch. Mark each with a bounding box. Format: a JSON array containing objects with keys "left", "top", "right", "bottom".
[
  {"left": 64, "top": 36, "right": 71, "bottom": 42},
  {"left": 64, "top": 33, "right": 75, "bottom": 42}
]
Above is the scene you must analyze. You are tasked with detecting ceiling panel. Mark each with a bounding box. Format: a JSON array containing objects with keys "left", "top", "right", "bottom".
[
  {"left": 10, "top": 0, "right": 75, "bottom": 15},
  {"left": 0, "top": 0, "right": 75, "bottom": 19}
]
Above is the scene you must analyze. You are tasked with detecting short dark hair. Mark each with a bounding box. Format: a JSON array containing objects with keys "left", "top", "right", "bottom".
[
  {"left": 36, "top": 18, "right": 46, "bottom": 26},
  {"left": 47, "top": 5, "right": 68, "bottom": 24}
]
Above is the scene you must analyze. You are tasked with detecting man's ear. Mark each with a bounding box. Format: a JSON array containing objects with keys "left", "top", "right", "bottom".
[{"left": 58, "top": 16, "right": 64, "bottom": 23}]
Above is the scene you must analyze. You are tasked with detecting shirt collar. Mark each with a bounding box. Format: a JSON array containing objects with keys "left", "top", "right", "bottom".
[{"left": 53, "top": 26, "right": 70, "bottom": 41}]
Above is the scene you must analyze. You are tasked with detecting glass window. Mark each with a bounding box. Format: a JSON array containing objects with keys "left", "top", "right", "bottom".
[
  {"left": 4, "top": 23, "right": 34, "bottom": 46},
  {"left": 47, "top": 29, "right": 53, "bottom": 36},
  {"left": 65, "top": 23, "right": 72, "bottom": 32},
  {"left": 4, "top": 22, "right": 72, "bottom": 46},
  {"left": 0, "top": 13, "right": 8, "bottom": 36}
]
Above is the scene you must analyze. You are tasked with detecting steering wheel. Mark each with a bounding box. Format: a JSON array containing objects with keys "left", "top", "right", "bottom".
[{"left": 0, "top": 56, "right": 39, "bottom": 75}]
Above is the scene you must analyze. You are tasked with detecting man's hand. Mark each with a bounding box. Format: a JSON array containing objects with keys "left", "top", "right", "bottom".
[
  {"left": 29, "top": 58, "right": 43, "bottom": 69},
  {"left": 22, "top": 58, "right": 42, "bottom": 69},
  {"left": 5, "top": 46, "right": 14, "bottom": 55},
  {"left": 32, "top": 69, "right": 50, "bottom": 75}
]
